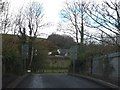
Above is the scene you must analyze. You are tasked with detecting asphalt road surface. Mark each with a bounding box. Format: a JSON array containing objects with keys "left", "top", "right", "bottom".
[{"left": 16, "top": 74, "right": 115, "bottom": 89}]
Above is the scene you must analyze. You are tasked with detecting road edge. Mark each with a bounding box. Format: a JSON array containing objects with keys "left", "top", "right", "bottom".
[
  {"left": 68, "top": 73, "right": 120, "bottom": 89},
  {"left": 6, "top": 74, "right": 30, "bottom": 88}
]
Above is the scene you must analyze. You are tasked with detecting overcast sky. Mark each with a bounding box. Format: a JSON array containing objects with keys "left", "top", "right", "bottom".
[{"left": 7, "top": 0, "right": 110, "bottom": 38}]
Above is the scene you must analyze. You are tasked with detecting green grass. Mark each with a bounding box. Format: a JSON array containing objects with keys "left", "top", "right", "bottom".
[
  {"left": 47, "top": 59, "right": 71, "bottom": 68},
  {"left": 33, "top": 58, "right": 71, "bottom": 73},
  {"left": 43, "top": 69, "right": 68, "bottom": 73},
  {"left": 31, "top": 58, "right": 71, "bottom": 73},
  {"left": 32, "top": 69, "right": 69, "bottom": 73}
]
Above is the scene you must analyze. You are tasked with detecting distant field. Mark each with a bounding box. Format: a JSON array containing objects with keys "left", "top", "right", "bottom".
[
  {"left": 39, "top": 56, "right": 71, "bottom": 73},
  {"left": 43, "top": 69, "right": 68, "bottom": 73}
]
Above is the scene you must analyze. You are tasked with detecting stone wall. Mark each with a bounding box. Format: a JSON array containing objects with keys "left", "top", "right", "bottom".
[{"left": 92, "top": 52, "right": 120, "bottom": 79}]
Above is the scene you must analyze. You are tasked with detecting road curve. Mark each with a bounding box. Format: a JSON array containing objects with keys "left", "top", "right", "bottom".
[{"left": 16, "top": 74, "right": 115, "bottom": 89}]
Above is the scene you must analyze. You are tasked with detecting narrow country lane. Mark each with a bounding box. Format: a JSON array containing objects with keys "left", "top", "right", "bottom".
[{"left": 16, "top": 74, "right": 114, "bottom": 89}]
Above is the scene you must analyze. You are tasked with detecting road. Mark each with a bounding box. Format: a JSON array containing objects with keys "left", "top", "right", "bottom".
[{"left": 16, "top": 74, "right": 114, "bottom": 89}]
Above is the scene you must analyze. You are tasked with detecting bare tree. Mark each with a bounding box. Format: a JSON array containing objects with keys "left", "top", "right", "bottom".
[
  {"left": 60, "top": 1, "right": 89, "bottom": 44},
  {"left": 25, "top": 2, "right": 48, "bottom": 38},
  {"left": 84, "top": 0, "right": 120, "bottom": 47},
  {"left": 0, "top": 1, "right": 13, "bottom": 34},
  {"left": 13, "top": 1, "right": 48, "bottom": 70},
  {"left": 24, "top": 1, "right": 48, "bottom": 69},
  {"left": 12, "top": 7, "right": 26, "bottom": 43},
  {"left": 0, "top": 0, "right": 4, "bottom": 33}
]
